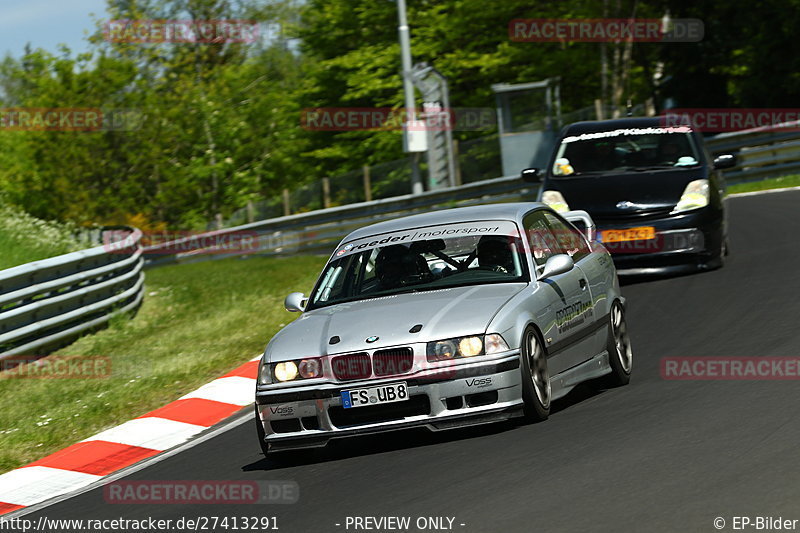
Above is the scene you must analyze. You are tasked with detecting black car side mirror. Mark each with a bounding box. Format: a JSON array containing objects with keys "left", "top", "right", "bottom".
[
  {"left": 713, "top": 154, "right": 737, "bottom": 170},
  {"left": 520, "top": 168, "right": 540, "bottom": 183}
]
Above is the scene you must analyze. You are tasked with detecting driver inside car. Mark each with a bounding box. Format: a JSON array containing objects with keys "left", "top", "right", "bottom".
[
  {"left": 476, "top": 235, "right": 515, "bottom": 274},
  {"left": 374, "top": 244, "right": 430, "bottom": 290}
]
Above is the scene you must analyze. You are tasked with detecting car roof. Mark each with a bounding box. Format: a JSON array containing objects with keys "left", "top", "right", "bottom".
[
  {"left": 562, "top": 116, "right": 686, "bottom": 135},
  {"left": 343, "top": 202, "right": 547, "bottom": 242}
]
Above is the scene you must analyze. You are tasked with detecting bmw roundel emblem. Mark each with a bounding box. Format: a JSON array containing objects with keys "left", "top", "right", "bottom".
[{"left": 366, "top": 336, "right": 379, "bottom": 343}]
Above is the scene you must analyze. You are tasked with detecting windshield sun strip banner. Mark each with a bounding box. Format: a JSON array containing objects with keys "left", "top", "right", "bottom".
[
  {"left": 331, "top": 220, "right": 521, "bottom": 260},
  {"left": 562, "top": 126, "right": 693, "bottom": 143}
]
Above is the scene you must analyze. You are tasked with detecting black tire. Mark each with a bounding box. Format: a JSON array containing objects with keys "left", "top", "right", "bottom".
[
  {"left": 519, "top": 325, "right": 550, "bottom": 422},
  {"left": 600, "top": 301, "right": 632, "bottom": 387},
  {"left": 254, "top": 405, "right": 270, "bottom": 457},
  {"left": 703, "top": 233, "right": 728, "bottom": 270}
]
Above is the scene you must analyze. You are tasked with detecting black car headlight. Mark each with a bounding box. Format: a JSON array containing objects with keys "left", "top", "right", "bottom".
[
  {"left": 259, "top": 357, "right": 323, "bottom": 384},
  {"left": 426, "top": 334, "right": 509, "bottom": 362}
]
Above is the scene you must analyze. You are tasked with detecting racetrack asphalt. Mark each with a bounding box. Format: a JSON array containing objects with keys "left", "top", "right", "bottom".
[{"left": 14, "top": 190, "right": 800, "bottom": 533}]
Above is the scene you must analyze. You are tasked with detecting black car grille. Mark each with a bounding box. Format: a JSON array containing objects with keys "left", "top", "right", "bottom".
[
  {"left": 373, "top": 348, "right": 414, "bottom": 377},
  {"left": 331, "top": 353, "right": 371, "bottom": 380},
  {"left": 328, "top": 395, "right": 430, "bottom": 428},
  {"left": 593, "top": 206, "right": 675, "bottom": 223}
]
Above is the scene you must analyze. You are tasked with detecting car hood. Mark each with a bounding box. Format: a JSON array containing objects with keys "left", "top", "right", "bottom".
[
  {"left": 265, "top": 283, "right": 527, "bottom": 361},
  {"left": 548, "top": 167, "right": 709, "bottom": 218}
]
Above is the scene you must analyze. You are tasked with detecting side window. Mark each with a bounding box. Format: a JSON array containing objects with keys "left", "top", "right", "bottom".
[
  {"left": 543, "top": 212, "right": 591, "bottom": 262},
  {"left": 523, "top": 210, "right": 560, "bottom": 267}
]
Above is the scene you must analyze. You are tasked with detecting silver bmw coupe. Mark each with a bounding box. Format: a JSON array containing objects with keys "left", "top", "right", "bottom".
[{"left": 255, "top": 203, "right": 632, "bottom": 454}]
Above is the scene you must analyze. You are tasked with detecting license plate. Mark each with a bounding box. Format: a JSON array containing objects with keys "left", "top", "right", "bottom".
[
  {"left": 600, "top": 226, "right": 656, "bottom": 243},
  {"left": 341, "top": 382, "right": 409, "bottom": 409}
]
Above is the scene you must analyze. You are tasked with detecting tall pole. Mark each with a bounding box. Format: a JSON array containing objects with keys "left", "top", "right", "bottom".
[{"left": 397, "top": 0, "right": 424, "bottom": 195}]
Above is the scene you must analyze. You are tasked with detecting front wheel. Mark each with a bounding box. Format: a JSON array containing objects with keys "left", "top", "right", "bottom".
[
  {"left": 520, "top": 326, "right": 550, "bottom": 422},
  {"left": 599, "top": 301, "right": 632, "bottom": 387}
]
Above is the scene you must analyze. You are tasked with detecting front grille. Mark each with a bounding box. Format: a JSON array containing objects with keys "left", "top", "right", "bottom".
[
  {"left": 328, "top": 395, "right": 430, "bottom": 428},
  {"left": 331, "top": 352, "right": 371, "bottom": 380},
  {"left": 593, "top": 206, "right": 674, "bottom": 223},
  {"left": 373, "top": 348, "right": 414, "bottom": 377}
]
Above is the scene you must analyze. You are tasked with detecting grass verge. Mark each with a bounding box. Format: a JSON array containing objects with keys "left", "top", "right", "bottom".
[
  {"left": 0, "top": 254, "right": 327, "bottom": 473},
  {"left": 728, "top": 174, "right": 800, "bottom": 195}
]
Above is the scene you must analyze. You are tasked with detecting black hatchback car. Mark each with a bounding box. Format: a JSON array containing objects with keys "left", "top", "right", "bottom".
[{"left": 521, "top": 117, "right": 736, "bottom": 275}]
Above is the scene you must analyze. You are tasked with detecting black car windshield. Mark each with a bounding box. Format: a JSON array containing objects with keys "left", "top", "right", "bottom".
[
  {"left": 307, "top": 223, "right": 529, "bottom": 310},
  {"left": 551, "top": 126, "right": 701, "bottom": 177}
]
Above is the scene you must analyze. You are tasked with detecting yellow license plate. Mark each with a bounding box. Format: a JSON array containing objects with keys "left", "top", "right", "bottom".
[{"left": 601, "top": 226, "right": 656, "bottom": 243}]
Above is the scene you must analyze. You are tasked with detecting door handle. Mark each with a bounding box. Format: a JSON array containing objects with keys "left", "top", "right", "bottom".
[{"left": 579, "top": 278, "right": 587, "bottom": 289}]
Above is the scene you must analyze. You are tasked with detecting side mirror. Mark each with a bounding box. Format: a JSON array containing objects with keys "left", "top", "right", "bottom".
[
  {"left": 537, "top": 254, "right": 574, "bottom": 280},
  {"left": 713, "top": 153, "right": 737, "bottom": 170},
  {"left": 520, "top": 168, "right": 540, "bottom": 183},
  {"left": 284, "top": 292, "right": 307, "bottom": 312}
]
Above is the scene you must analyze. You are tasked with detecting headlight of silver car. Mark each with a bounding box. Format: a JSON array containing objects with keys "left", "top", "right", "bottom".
[
  {"left": 259, "top": 357, "right": 323, "bottom": 384},
  {"left": 426, "top": 334, "right": 509, "bottom": 362}
]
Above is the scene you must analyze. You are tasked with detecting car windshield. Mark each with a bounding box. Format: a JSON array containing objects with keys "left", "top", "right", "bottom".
[
  {"left": 307, "top": 222, "right": 529, "bottom": 310},
  {"left": 551, "top": 126, "right": 701, "bottom": 177}
]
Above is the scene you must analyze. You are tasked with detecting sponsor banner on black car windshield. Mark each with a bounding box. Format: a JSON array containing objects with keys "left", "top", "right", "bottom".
[
  {"left": 562, "top": 126, "right": 692, "bottom": 143},
  {"left": 332, "top": 221, "right": 519, "bottom": 259}
]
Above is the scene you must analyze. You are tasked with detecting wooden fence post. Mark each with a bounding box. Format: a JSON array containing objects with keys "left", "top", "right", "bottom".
[
  {"left": 363, "top": 165, "right": 372, "bottom": 202},
  {"left": 322, "top": 177, "right": 331, "bottom": 209}
]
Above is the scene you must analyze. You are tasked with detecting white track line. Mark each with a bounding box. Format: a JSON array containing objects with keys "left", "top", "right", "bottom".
[{"left": 729, "top": 185, "right": 800, "bottom": 198}]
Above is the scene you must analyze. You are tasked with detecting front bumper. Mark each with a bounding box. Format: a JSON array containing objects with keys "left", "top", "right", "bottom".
[
  {"left": 595, "top": 207, "right": 724, "bottom": 274},
  {"left": 255, "top": 353, "right": 522, "bottom": 451}
]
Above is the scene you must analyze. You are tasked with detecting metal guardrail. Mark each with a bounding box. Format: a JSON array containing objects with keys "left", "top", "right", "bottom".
[
  {"left": 143, "top": 174, "right": 540, "bottom": 266},
  {"left": 0, "top": 228, "right": 145, "bottom": 361},
  {"left": 705, "top": 122, "right": 800, "bottom": 183}
]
